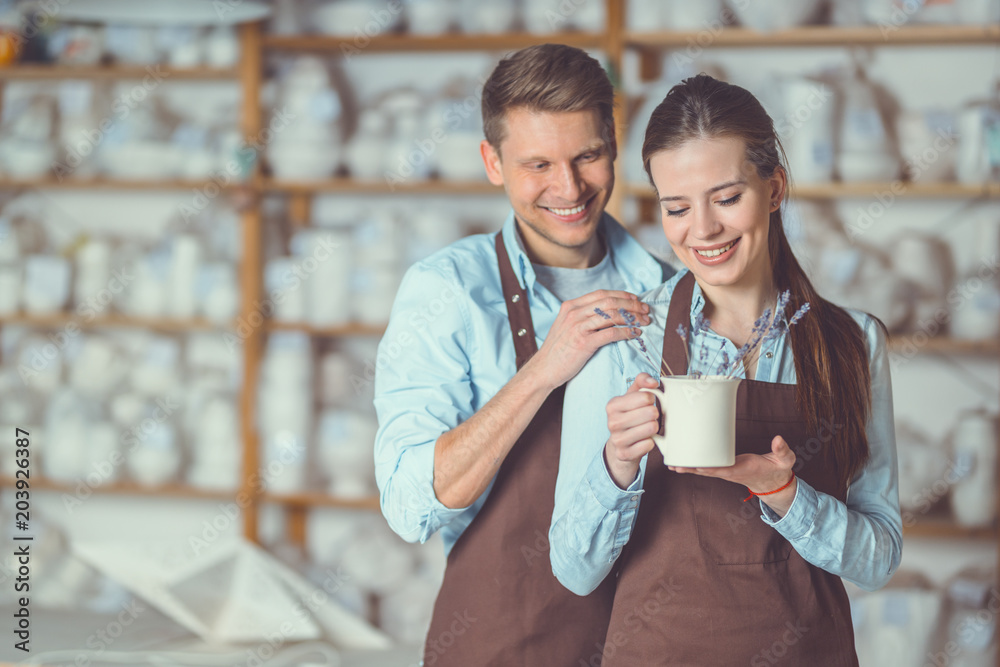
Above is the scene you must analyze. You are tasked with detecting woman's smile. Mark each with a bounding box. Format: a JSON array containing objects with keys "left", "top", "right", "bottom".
[{"left": 692, "top": 237, "right": 741, "bottom": 263}]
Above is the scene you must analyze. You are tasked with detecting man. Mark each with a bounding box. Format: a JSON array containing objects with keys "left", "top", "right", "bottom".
[{"left": 373, "top": 44, "right": 673, "bottom": 666}]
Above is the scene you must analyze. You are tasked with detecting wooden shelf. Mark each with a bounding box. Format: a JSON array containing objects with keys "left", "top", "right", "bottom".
[
  {"left": 0, "top": 312, "right": 233, "bottom": 333},
  {"left": 263, "top": 32, "right": 605, "bottom": 53},
  {"left": 626, "top": 24, "right": 1000, "bottom": 48},
  {"left": 263, "top": 491, "right": 380, "bottom": 510},
  {"left": 267, "top": 320, "right": 386, "bottom": 337},
  {"left": 0, "top": 64, "right": 239, "bottom": 80},
  {"left": 888, "top": 336, "right": 1000, "bottom": 355},
  {"left": 903, "top": 515, "right": 996, "bottom": 539},
  {"left": 263, "top": 178, "right": 501, "bottom": 195},
  {"left": 626, "top": 181, "right": 1000, "bottom": 200},
  {"left": 0, "top": 476, "right": 236, "bottom": 501},
  {"left": 0, "top": 177, "right": 247, "bottom": 191}
]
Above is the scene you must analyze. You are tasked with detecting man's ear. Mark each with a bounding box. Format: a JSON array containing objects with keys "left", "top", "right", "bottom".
[
  {"left": 481, "top": 139, "right": 505, "bottom": 187},
  {"left": 608, "top": 135, "right": 618, "bottom": 163}
]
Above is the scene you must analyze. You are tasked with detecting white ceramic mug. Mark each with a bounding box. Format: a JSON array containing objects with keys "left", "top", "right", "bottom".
[{"left": 640, "top": 375, "right": 742, "bottom": 467}]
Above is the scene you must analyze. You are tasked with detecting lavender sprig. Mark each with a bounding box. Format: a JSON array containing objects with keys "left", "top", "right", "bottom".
[
  {"left": 745, "top": 297, "right": 810, "bottom": 370},
  {"left": 692, "top": 311, "right": 709, "bottom": 335},
  {"left": 788, "top": 302, "right": 810, "bottom": 325},
  {"left": 731, "top": 307, "right": 772, "bottom": 370},
  {"left": 670, "top": 284, "right": 813, "bottom": 378},
  {"left": 594, "top": 306, "right": 674, "bottom": 377}
]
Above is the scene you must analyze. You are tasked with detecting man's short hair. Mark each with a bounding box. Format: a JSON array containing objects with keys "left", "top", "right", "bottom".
[{"left": 481, "top": 43, "right": 615, "bottom": 152}]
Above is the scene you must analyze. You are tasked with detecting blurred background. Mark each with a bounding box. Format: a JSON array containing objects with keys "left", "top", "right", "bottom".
[{"left": 0, "top": 0, "right": 997, "bottom": 665}]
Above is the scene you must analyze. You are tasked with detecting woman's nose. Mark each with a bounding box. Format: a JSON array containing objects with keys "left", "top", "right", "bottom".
[{"left": 691, "top": 203, "right": 723, "bottom": 239}]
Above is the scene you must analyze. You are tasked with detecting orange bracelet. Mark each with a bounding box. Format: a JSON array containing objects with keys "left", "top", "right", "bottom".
[{"left": 743, "top": 471, "right": 795, "bottom": 502}]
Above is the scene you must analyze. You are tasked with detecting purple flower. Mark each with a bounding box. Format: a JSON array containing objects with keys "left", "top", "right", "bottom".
[
  {"left": 770, "top": 290, "right": 791, "bottom": 331},
  {"left": 618, "top": 307, "right": 638, "bottom": 327},
  {"left": 732, "top": 308, "right": 771, "bottom": 367},
  {"left": 788, "top": 302, "right": 810, "bottom": 326},
  {"left": 676, "top": 324, "right": 688, "bottom": 341},
  {"left": 693, "top": 312, "right": 709, "bottom": 335},
  {"left": 602, "top": 306, "right": 670, "bottom": 376}
]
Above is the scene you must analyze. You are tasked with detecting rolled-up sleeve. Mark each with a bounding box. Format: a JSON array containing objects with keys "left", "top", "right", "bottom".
[
  {"left": 550, "top": 344, "right": 647, "bottom": 595},
  {"left": 373, "top": 262, "right": 477, "bottom": 543},
  {"left": 760, "top": 315, "right": 902, "bottom": 591}
]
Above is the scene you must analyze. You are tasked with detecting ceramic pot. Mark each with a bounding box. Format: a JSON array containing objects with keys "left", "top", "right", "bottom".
[
  {"left": 950, "top": 409, "right": 998, "bottom": 528},
  {"left": 895, "top": 421, "right": 950, "bottom": 512},
  {"left": 779, "top": 76, "right": 836, "bottom": 183},
  {"left": 729, "top": 0, "right": 823, "bottom": 30},
  {"left": 956, "top": 101, "right": 1000, "bottom": 185},
  {"left": 127, "top": 422, "right": 181, "bottom": 487},
  {"left": 22, "top": 255, "right": 70, "bottom": 315}
]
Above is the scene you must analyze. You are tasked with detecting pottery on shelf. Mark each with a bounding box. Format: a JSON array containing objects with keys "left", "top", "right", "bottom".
[{"left": 950, "top": 409, "right": 998, "bottom": 528}]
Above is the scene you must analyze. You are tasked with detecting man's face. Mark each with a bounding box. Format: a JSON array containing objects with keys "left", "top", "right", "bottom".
[{"left": 481, "top": 108, "right": 616, "bottom": 268}]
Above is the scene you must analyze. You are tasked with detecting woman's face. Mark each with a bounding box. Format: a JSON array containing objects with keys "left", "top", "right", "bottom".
[{"left": 649, "top": 136, "right": 784, "bottom": 293}]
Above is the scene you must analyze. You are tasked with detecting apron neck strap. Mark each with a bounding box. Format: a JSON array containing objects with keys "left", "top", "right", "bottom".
[
  {"left": 495, "top": 232, "right": 538, "bottom": 369},
  {"left": 661, "top": 271, "right": 695, "bottom": 377}
]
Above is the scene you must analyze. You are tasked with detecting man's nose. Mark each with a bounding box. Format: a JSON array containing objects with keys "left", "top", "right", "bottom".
[{"left": 551, "top": 162, "right": 585, "bottom": 202}]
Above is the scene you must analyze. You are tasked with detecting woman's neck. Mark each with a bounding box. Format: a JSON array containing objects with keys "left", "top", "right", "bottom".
[{"left": 697, "top": 273, "right": 777, "bottom": 348}]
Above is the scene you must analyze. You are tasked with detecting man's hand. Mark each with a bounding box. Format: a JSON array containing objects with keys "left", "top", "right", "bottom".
[
  {"left": 527, "top": 290, "right": 650, "bottom": 392},
  {"left": 604, "top": 372, "right": 660, "bottom": 489},
  {"left": 433, "top": 291, "right": 650, "bottom": 509}
]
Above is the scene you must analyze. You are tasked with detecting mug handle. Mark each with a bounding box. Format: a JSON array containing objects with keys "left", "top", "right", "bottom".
[{"left": 639, "top": 387, "right": 667, "bottom": 446}]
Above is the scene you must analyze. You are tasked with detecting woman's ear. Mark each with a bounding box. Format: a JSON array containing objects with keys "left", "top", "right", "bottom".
[{"left": 768, "top": 166, "right": 787, "bottom": 212}]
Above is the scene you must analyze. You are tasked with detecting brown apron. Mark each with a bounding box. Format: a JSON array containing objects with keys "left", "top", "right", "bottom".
[
  {"left": 600, "top": 272, "right": 858, "bottom": 666},
  {"left": 422, "top": 233, "right": 617, "bottom": 667}
]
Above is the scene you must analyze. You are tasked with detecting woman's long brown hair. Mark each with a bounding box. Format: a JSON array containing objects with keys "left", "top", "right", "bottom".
[{"left": 642, "top": 74, "right": 884, "bottom": 493}]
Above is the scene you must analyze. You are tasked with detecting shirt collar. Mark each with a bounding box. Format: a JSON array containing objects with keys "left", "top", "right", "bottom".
[{"left": 500, "top": 210, "right": 663, "bottom": 294}]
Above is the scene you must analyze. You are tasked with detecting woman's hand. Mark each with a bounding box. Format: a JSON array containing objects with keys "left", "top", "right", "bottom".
[
  {"left": 669, "top": 435, "right": 798, "bottom": 517},
  {"left": 604, "top": 373, "right": 661, "bottom": 489}
]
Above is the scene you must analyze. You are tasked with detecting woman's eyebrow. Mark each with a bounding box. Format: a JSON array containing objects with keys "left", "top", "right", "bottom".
[{"left": 659, "top": 179, "right": 747, "bottom": 202}]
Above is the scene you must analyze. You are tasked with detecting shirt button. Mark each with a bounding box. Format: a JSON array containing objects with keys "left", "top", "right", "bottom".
[
  {"left": 765, "top": 351, "right": 773, "bottom": 358},
  {"left": 511, "top": 294, "right": 520, "bottom": 303},
  {"left": 630, "top": 495, "right": 639, "bottom": 502},
  {"left": 517, "top": 328, "right": 527, "bottom": 337}
]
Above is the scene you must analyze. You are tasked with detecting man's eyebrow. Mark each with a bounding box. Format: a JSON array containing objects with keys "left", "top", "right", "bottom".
[
  {"left": 658, "top": 179, "right": 746, "bottom": 202},
  {"left": 517, "top": 143, "right": 607, "bottom": 165}
]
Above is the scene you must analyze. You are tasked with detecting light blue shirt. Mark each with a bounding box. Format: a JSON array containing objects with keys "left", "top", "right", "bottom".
[
  {"left": 550, "top": 268, "right": 903, "bottom": 595},
  {"left": 373, "top": 211, "right": 670, "bottom": 555}
]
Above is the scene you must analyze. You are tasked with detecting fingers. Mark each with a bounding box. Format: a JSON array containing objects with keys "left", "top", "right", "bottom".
[
  {"left": 589, "top": 322, "right": 643, "bottom": 349},
  {"left": 608, "top": 424, "right": 657, "bottom": 463},
  {"left": 771, "top": 435, "right": 796, "bottom": 468},
  {"left": 606, "top": 381, "right": 660, "bottom": 467},
  {"left": 569, "top": 289, "right": 643, "bottom": 306},
  {"left": 627, "top": 372, "right": 659, "bottom": 393},
  {"left": 607, "top": 400, "right": 659, "bottom": 433},
  {"left": 575, "top": 293, "right": 651, "bottom": 328},
  {"left": 613, "top": 434, "right": 656, "bottom": 462}
]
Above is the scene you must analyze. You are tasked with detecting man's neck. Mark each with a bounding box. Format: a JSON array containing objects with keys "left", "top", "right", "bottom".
[{"left": 515, "top": 221, "right": 605, "bottom": 269}]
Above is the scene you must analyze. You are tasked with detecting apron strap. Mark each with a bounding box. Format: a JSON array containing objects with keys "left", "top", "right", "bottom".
[
  {"left": 494, "top": 232, "right": 538, "bottom": 369},
  {"left": 660, "top": 271, "right": 695, "bottom": 377}
]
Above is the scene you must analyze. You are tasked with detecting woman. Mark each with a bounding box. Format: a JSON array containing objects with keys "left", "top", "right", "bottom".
[{"left": 549, "top": 74, "right": 901, "bottom": 666}]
